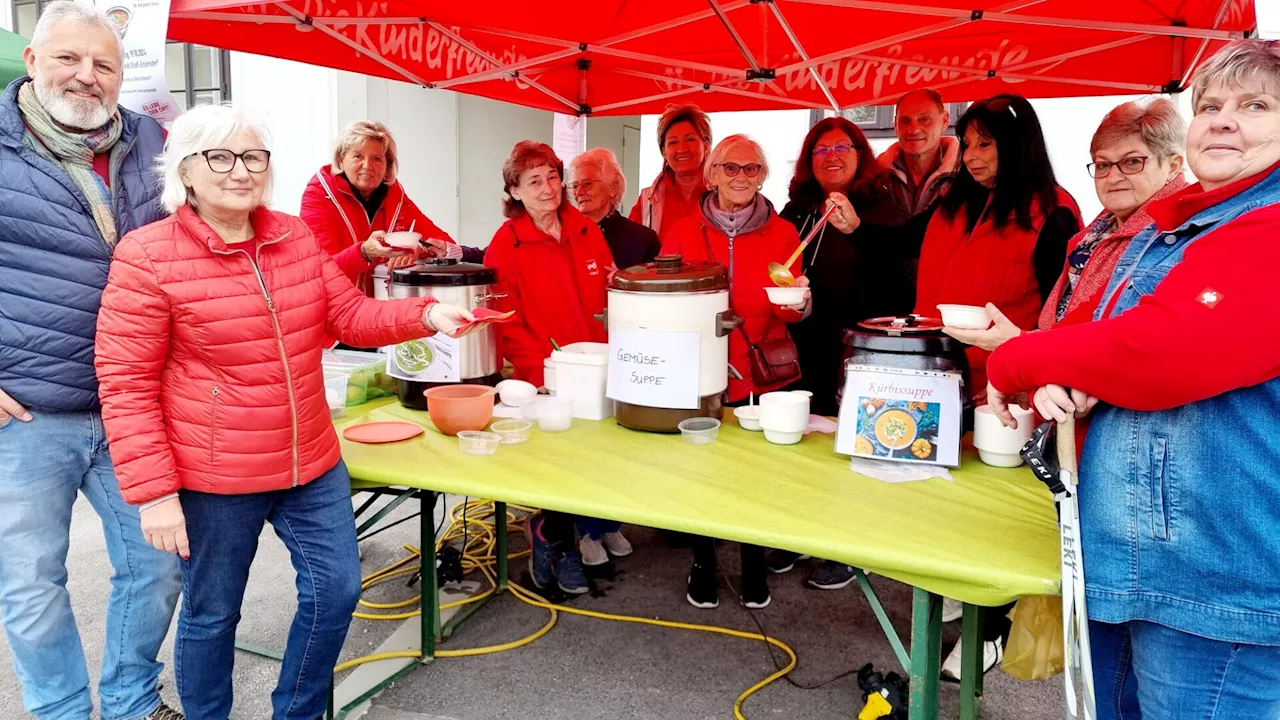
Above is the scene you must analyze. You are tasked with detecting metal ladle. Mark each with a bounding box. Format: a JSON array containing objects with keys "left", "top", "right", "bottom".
[{"left": 767, "top": 204, "right": 837, "bottom": 287}]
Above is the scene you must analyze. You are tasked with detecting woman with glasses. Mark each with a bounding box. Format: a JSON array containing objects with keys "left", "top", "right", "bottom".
[
  {"left": 765, "top": 117, "right": 924, "bottom": 590},
  {"left": 93, "top": 104, "right": 473, "bottom": 717},
  {"left": 912, "top": 94, "right": 1081, "bottom": 682},
  {"left": 570, "top": 147, "right": 661, "bottom": 270},
  {"left": 661, "top": 134, "right": 808, "bottom": 611},
  {"left": 945, "top": 98, "right": 1188, "bottom": 354}
]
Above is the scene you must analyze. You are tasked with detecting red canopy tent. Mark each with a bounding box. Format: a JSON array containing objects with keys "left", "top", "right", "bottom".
[{"left": 167, "top": 0, "right": 1255, "bottom": 115}]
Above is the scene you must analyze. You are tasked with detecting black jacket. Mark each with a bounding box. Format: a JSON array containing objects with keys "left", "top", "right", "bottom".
[
  {"left": 779, "top": 184, "right": 929, "bottom": 415},
  {"left": 598, "top": 210, "right": 662, "bottom": 269}
]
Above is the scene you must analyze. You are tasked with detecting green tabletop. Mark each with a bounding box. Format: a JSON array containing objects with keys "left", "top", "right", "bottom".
[{"left": 338, "top": 399, "right": 1061, "bottom": 606}]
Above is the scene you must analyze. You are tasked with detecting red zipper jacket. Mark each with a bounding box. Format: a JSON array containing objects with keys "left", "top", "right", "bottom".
[
  {"left": 299, "top": 164, "right": 454, "bottom": 291},
  {"left": 483, "top": 205, "right": 614, "bottom": 388},
  {"left": 661, "top": 210, "right": 803, "bottom": 402},
  {"left": 95, "top": 205, "right": 436, "bottom": 505}
]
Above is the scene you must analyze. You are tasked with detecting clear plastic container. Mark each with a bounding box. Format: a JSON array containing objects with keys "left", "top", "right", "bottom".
[
  {"left": 678, "top": 417, "right": 721, "bottom": 445},
  {"left": 536, "top": 396, "right": 573, "bottom": 433},
  {"left": 457, "top": 431, "right": 501, "bottom": 456},
  {"left": 321, "top": 349, "right": 392, "bottom": 406},
  {"left": 324, "top": 371, "right": 348, "bottom": 418},
  {"left": 490, "top": 419, "right": 532, "bottom": 445}
]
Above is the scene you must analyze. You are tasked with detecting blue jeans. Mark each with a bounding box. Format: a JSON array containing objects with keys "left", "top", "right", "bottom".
[
  {"left": 175, "top": 460, "right": 362, "bottom": 720},
  {"left": 576, "top": 517, "right": 621, "bottom": 541},
  {"left": 0, "top": 411, "right": 181, "bottom": 720},
  {"left": 1091, "top": 619, "right": 1280, "bottom": 720}
]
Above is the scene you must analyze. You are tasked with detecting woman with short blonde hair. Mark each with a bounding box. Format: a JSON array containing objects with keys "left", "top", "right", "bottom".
[{"left": 300, "top": 120, "right": 457, "bottom": 294}]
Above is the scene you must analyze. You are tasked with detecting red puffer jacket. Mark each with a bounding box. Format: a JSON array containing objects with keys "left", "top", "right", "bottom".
[
  {"left": 95, "top": 205, "right": 436, "bottom": 505},
  {"left": 661, "top": 209, "right": 803, "bottom": 403},
  {"left": 484, "top": 206, "right": 614, "bottom": 388},
  {"left": 299, "top": 164, "right": 454, "bottom": 291}
]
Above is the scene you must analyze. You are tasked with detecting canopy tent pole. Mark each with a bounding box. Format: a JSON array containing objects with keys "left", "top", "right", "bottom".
[
  {"left": 427, "top": 22, "right": 580, "bottom": 112},
  {"left": 706, "top": 0, "right": 763, "bottom": 72},
  {"left": 767, "top": 1, "right": 842, "bottom": 111},
  {"left": 592, "top": 86, "right": 705, "bottom": 113},
  {"left": 273, "top": 3, "right": 433, "bottom": 87},
  {"left": 432, "top": 48, "right": 580, "bottom": 90},
  {"left": 1180, "top": 0, "right": 1237, "bottom": 89},
  {"left": 596, "top": 0, "right": 752, "bottom": 46}
]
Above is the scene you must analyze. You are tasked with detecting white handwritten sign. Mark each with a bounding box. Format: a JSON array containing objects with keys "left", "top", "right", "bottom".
[
  {"left": 606, "top": 328, "right": 700, "bottom": 410},
  {"left": 835, "top": 365, "right": 962, "bottom": 467}
]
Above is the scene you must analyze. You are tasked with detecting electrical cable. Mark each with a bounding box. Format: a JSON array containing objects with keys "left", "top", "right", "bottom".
[{"left": 337, "top": 499, "right": 803, "bottom": 719}]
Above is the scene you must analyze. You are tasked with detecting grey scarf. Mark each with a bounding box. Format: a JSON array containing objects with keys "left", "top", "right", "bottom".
[{"left": 700, "top": 191, "right": 772, "bottom": 238}]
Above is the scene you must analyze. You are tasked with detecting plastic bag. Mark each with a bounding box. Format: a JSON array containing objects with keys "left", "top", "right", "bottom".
[{"left": 1001, "top": 595, "right": 1064, "bottom": 680}]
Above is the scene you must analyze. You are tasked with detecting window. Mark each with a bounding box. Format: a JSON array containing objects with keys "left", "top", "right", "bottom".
[
  {"left": 810, "top": 102, "right": 967, "bottom": 138},
  {"left": 13, "top": 0, "right": 230, "bottom": 109}
]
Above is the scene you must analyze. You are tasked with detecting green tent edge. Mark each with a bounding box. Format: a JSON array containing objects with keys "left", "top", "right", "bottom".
[{"left": 0, "top": 28, "right": 29, "bottom": 90}]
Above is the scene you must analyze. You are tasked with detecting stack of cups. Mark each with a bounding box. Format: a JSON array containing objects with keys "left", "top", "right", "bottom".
[
  {"left": 973, "top": 404, "right": 1035, "bottom": 467},
  {"left": 758, "top": 391, "right": 811, "bottom": 446}
]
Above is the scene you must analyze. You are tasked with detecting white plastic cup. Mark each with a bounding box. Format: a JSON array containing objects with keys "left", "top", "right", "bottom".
[
  {"left": 973, "top": 405, "right": 1034, "bottom": 454},
  {"left": 536, "top": 396, "right": 573, "bottom": 433}
]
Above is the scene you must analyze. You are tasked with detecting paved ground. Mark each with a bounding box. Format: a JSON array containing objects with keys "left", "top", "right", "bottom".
[{"left": 0, "top": 494, "right": 1064, "bottom": 719}]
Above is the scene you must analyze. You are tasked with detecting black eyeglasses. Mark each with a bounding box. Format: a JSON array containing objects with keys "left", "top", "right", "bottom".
[
  {"left": 716, "top": 162, "right": 763, "bottom": 178},
  {"left": 1086, "top": 156, "right": 1149, "bottom": 178},
  {"left": 812, "top": 144, "right": 855, "bottom": 158},
  {"left": 189, "top": 149, "right": 271, "bottom": 174}
]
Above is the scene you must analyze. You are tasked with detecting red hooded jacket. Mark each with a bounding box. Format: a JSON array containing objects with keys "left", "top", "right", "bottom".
[
  {"left": 661, "top": 209, "right": 803, "bottom": 403},
  {"left": 484, "top": 205, "right": 614, "bottom": 388},
  {"left": 299, "top": 164, "right": 454, "bottom": 291},
  {"left": 94, "top": 205, "right": 436, "bottom": 505}
]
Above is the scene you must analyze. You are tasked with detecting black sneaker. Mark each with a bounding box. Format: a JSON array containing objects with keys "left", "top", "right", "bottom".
[
  {"left": 765, "top": 549, "right": 809, "bottom": 574},
  {"left": 808, "top": 561, "right": 857, "bottom": 590},
  {"left": 740, "top": 572, "right": 771, "bottom": 609},
  {"left": 686, "top": 563, "right": 719, "bottom": 609}
]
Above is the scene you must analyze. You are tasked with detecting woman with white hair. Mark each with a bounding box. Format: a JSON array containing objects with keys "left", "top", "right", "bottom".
[
  {"left": 988, "top": 39, "right": 1280, "bottom": 717},
  {"left": 662, "top": 134, "right": 809, "bottom": 610},
  {"left": 570, "top": 147, "right": 660, "bottom": 269},
  {"left": 301, "top": 120, "right": 459, "bottom": 294},
  {"left": 93, "top": 104, "right": 472, "bottom": 718}
]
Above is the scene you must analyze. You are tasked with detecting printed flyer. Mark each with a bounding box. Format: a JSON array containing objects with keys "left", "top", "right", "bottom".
[{"left": 835, "top": 365, "right": 963, "bottom": 467}]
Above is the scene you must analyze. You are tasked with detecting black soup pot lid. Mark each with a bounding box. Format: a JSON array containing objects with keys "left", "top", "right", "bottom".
[
  {"left": 391, "top": 258, "right": 497, "bottom": 287},
  {"left": 611, "top": 254, "right": 728, "bottom": 293},
  {"left": 845, "top": 315, "right": 966, "bottom": 355}
]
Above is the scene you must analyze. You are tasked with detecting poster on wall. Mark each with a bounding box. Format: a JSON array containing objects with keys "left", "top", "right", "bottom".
[
  {"left": 96, "top": 0, "right": 181, "bottom": 122},
  {"left": 552, "top": 113, "right": 586, "bottom": 165}
]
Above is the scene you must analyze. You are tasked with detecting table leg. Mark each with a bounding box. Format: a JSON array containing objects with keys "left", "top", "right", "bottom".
[
  {"left": 420, "top": 490, "right": 439, "bottom": 662},
  {"left": 909, "top": 588, "right": 942, "bottom": 720},
  {"left": 494, "top": 501, "right": 508, "bottom": 593},
  {"left": 960, "top": 603, "right": 986, "bottom": 720}
]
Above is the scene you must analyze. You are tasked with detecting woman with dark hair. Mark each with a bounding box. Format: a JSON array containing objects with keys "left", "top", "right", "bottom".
[
  {"left": 630, "top": 103, "right": 713, "bottom": 241},
  {"left": 916, "top": 94, "right": 1081, "bottom": 400},
  {"left": 914, "top": 94, "right": 1081, "bottom": 682},
  {"left": 766, "top": 117, "right": 922, "bottom": 590},
  {"left": 484, "top": 140, "right": 615, "bottom": 596}
]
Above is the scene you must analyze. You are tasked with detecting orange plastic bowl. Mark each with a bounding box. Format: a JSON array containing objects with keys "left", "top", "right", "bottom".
[{"left": 424, "top": 385, "right": 497, "bottom": 436}]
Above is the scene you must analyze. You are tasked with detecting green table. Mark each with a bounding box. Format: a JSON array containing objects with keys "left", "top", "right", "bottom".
[{"left": 336, "top": 399, "right": 1061, "bottom": 719}]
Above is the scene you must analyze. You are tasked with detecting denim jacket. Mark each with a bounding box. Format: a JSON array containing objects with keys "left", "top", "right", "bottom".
[{"left": 1082, "top": 166, "right": 1280, "bottom": 645}]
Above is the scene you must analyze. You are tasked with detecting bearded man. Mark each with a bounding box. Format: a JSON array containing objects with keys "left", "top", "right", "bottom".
[{"left": 0, "top": 3, "right": 182, "bottom": 718}]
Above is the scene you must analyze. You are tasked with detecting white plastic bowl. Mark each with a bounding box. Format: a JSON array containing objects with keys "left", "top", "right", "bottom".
[
  {"left": 678, "top": 417, "right": 721, "bottom": 445},
  {"left": 536, "top": 396, "right": 573, "bottom": 432},
  {"left": 979, "top": 449, "right": 1024, "bottom": 468},
  {"left": 763, "top": 428, "right": 803, "bottom": 445},
  {"left": 734, "top": 406, "right": 762, "bottom": 431},
  {"left": 765, "top": 286, "right": 809, "bottom": 306},
  {"left": 937, "top": 304, "right": 991, "bottom": 330},
  {"left": 457, "top": 430, "right": 501, "bottom": 456},
  {"left": 383, "top": 231, "right": 423, "bottom": 249},
  {"left": 490, "top": 419, "right": 532, "bottom": 445},
  {"left": 496, "top": 379, "right": 538, "bottom": 408}
]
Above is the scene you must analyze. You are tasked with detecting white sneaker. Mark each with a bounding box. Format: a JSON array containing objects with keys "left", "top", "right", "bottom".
[
  {"left": 579, "top": 536, "right": 608, "bottom": 566},
  {"left": 602, "top": 531, "right": 633, "bottom": 557},
  {"left": 942, "top": 597, "right": 963, "bottom": 623},
  {"left": 940, "top": 637, "right": 1003, "bottom": 682}
]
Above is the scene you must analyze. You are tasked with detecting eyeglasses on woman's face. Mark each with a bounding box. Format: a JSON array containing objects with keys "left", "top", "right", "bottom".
[
  {"left": 715, "top": 162, "right": 763, "bottom": 178},
  {"left": 1087, "top": 156, "right": 1149, "bottom": 179},
  {"left": 189, "top": 148, "right": 272, "bottom": 174},
  {"left": 811, "top": 144, "right": 854, "bottom": 158}
]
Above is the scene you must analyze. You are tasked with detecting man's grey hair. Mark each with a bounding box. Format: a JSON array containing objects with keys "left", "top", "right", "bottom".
[
  {"left": 1191, "top": 39, "right": 1280, "bottom": 107},
  {"left": 569, "top": 148, "right": 626, "bottom": 209},
  {"left": 1090, "top": 98, "right": 1186, "bottom": 162},
  {"left": 158, "top": 104, "right": 274, "bottom": 213},
  {"left": 30, "top": 1, "right": 124, "bottom": 64},
  {"left": 705, "top": 133, "right": 769, "bottom": 186}
]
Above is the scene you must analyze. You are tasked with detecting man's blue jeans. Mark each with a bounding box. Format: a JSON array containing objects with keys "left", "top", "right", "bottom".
[
  {"left": 0, "top": 412, "right": 182, "bottom": 720},
  {"left": 1092, "top": 619, "right": 1280, "bottom": 720},
  {"left": 175, "top": 460, "right": 362, "bottom": 720}
]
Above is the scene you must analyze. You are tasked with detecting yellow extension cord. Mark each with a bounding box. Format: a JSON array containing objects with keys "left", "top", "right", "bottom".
[{"left": 334, "top": 499, "right": 798, "bottom": 720}]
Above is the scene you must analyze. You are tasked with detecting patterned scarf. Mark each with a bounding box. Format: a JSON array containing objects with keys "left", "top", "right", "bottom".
[
  {"left": 1054, "top": 213, "right": 1117, "bottom": 321},
  {"left": 18, "top": 81, "right": 123, "bottom": 246}
]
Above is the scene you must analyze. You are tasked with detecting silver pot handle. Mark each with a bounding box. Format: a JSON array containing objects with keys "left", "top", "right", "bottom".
[
  {"left": 472, "top": 292, "right": 509, "bottom": 306},
  {"left": 716, "top": 309, "right": 744, "bottom": 337}
]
